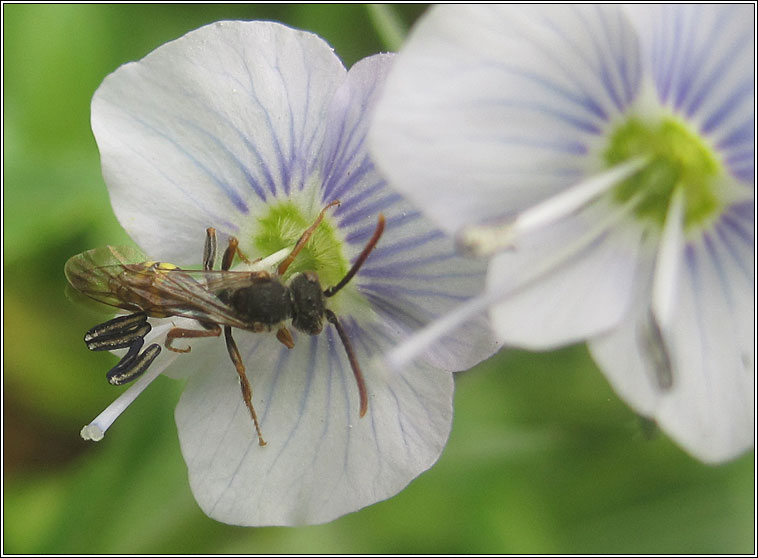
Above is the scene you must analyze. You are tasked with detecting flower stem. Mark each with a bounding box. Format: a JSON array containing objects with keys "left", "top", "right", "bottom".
[{"left": 366, "top": 4, "right": 408, "bottom": 51}]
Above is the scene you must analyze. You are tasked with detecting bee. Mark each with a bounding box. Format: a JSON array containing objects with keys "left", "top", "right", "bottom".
[{"left": 65, "top": 201, "right": 385, "bottom": 446}]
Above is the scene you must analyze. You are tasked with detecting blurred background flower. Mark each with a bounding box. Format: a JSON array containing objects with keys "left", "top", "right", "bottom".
[
  {"left": 3, "top": 4, "right": 754, "bottom": 553},
  {"left": 369, "top": 4, "right": 754, "bottom": 464}
]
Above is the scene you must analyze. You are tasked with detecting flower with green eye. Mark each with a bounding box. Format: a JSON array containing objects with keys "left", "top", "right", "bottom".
[
  {"left": 74, "top": 20, "right": 501, "bottom": 526},
  {"left": 370, "top": 4, "right": 754, "bottom": 463}
]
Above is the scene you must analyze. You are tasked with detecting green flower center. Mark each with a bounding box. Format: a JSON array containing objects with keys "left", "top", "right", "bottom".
[
  {"left": 251, "top": 200, "right": 348, "bottom": 288},
  {"left": 605, "top": 116, "right": 724, "bottom": 229}
]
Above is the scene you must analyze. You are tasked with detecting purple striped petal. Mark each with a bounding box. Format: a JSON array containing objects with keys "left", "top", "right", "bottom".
[
  {"left": 624, "top": 4, "right": 755, "bottom": 186},
  {"left": 370, "top": 4, "right": 642, "bottom": 235},
  {"left": 92, "top": 21, "right": 346, "bottom": 263},
  {"left": 176, "top": 320, "right": 454, "bottom": 526},
  {"left": 89, "top": 21, "right": 502, "bottom": 526},
  {"left": 590, "top": 203, "right": 754, "bottom": 462}
]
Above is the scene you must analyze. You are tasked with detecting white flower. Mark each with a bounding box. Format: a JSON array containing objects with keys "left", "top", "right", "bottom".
[
  {"left": 369, "top": 5, "right": 754, "bottom": 463},
  {"left": 77, "top": 20, "right": 500, "bottom": 526}
]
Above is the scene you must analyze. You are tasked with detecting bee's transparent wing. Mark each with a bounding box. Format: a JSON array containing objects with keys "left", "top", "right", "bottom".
[{"left": 64, "top": 246, "right": 147, "bottom": 310}]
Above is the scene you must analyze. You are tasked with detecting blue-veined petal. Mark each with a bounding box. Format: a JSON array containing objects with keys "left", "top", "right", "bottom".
[
  {"left": 319, "top": 53, "right": 501, "bottom": 371},
  {"left": 370, "top": 4, "right": 641, "bottom": 235},
  {"left": 370, "top": 4, "right": 754, "bottom": 464},
  {"left": 590, "top": 202, "right": 754, "bottom": 462},
  {"left": 91, "top": 21, "right": 346, "bottom": 263},
  {"left": 486, "top": 200, "right": 643, "bottom": 349},
  {"left": 148, "top": 33, "right": 502, "bottom": 527},
  {"left": 175, "top": 323, "right": 453, "bottom": 526},
  {"left": 623, "top": 4, "right": 755, "bottom": 185}
]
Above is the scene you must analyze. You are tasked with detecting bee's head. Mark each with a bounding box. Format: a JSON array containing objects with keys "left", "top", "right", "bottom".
[{"left": 289, "top": 271, "right": 325, "bottom": 335}]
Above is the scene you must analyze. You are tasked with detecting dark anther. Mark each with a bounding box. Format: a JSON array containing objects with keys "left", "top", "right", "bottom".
[
  {"left": 106, "top": 339, "right": 162, "bottom": 386},
  {"left": 85, "top": 313, "right": 151, "bottom": 351}
]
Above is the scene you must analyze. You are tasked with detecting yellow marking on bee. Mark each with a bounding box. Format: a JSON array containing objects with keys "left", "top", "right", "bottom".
[{"left": 145, "top": 261, "right": 180, "bottom": 271}]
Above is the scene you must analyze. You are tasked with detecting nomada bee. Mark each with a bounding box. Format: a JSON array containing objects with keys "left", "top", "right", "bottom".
[{"left": 65, "top": 201, "right": 385, "bottom": 445}]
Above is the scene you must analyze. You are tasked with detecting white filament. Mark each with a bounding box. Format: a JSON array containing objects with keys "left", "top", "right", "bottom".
[
  {"left": 459, "top": 157, "right": 647, "bottom": 257},
  {"left": 651, "top": 187, "right": 685, "bottom": 331},
  {"left": 81, "top": 339, "right": 180, "bottom": 441}
]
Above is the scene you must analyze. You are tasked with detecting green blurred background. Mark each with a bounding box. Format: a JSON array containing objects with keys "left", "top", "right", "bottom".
[{"left": 3, "top": 4, "right": 754, "bottom": 553}]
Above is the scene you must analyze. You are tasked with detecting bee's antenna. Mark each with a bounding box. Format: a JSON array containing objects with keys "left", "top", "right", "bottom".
[
  {"left": 324, "top": 213, "right": 385, "bottom": 298},
  {"left": 325, "top": 309, "right": 367, "bottom": 417}
]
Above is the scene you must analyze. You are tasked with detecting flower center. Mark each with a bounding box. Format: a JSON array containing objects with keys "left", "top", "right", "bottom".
[
  {"left": 604, "top": 116, "right": 724, "bottom": 230},
  {"left": 251, "top": 200, "right": 349, "bottom": 288}
]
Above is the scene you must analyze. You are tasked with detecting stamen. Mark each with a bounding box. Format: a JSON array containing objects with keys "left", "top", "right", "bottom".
[
  {"left": 651, "top": 187, "right": 685, "bottom": 331},
  {"left": 84, "top": 312, "right": 150, "bottom": 351},
  {"left": 81, "top": 339, "right": 179, "bottom": 441},
  {"left": 458, "top": 157, "right": 648, "bottom": 257},
  {"left": 107, "top": 343, "right": 162, "bottom": 386},
  {"left": 86, "top": 322, "right": 152, "bottom": 352},
  {"left": 383, "top": 292, "right": 497, "bottom": 372},
  {"left": 383, "top": 192, "right": 644, "bottom": 374},
  {"left": 239, "top": 246, "right": 292, "bottom": 273},
  {"left": 638, "top": 310, "right": 674, "bottom": 390}
]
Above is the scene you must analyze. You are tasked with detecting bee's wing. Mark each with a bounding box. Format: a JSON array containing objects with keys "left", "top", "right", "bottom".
[
  {"left": 64, "top": 246, "right": 148, "bottom": 310},
  {"left": 136, "top": 269, "right": 256, "bottom": 328},
  {"left": 65, "top": 247, "right": 270, "bottom": 329},
  {"left": 195, "top": 269, "right": 274, "bottom": 294}
]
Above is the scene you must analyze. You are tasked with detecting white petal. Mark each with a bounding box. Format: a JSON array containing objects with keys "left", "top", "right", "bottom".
[
  {"left": 370, "top": 4, "right": 642, "bottom": 235},
  {"left": 175, "top": 326, "right": 453, "bottom": 526},
  {"left": 623, "top": 5, "right": 755, "bottom": 184},
  {"left": 318, "top": 53, "right": 501, "bottom": 371},
  {"left": 591, "top": 204, "right": 754, "bottom": 462},
  {"left": 487, "top": 200, "right": 643, "bottom": 349},
  {"left": 588, "top": 254, "right": 661, "bottom": 412},
  {"left": 91, "top": 21, "right": 346, "bottom": 262}
]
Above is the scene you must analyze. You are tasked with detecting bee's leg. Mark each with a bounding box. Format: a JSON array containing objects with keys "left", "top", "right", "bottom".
[
  {"left": 106, "top": 337, "right": 162, "bottom": 386},
  {"left": 277, "top": 200, "right": 341, "bottom": 276},
  {"left": 205, "top": 227, "right": 253, "bottom": 271},
  {"left": 224, "top": 326, "right": 266, "bottom": 446},
  {"left": 165, "top": 323, "right": 221, "bottom": 353},
  {"left": 222, "top": 236, "right": 252, "bottom": 270},
  {"left": 276, "top": 326, "right": 295, "bottom": 349}
]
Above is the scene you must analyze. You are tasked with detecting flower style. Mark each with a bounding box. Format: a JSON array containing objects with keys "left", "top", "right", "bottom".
[
  {"left": 78, "top": 20, "right": 500, "bottom": 526},
  {"left": 369, "top": 5, "right": 754, "bottom": 463}
]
